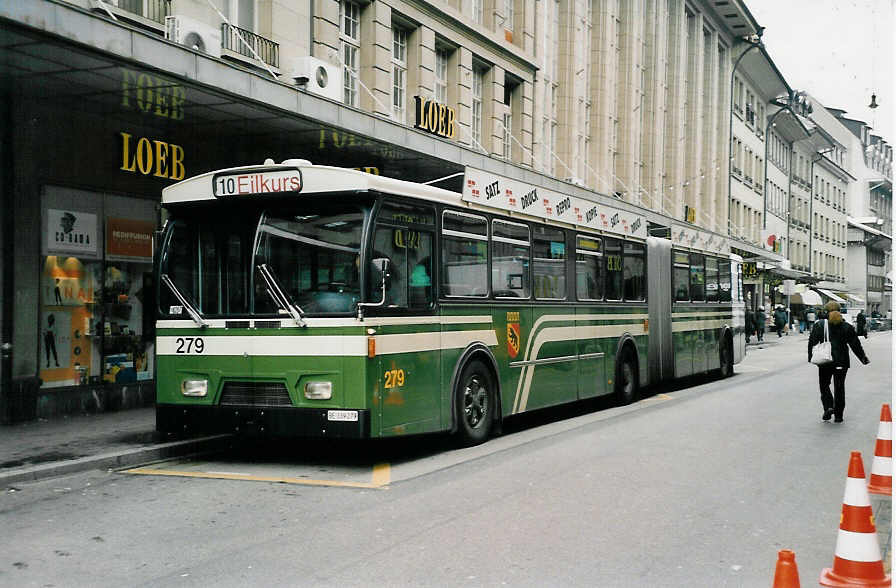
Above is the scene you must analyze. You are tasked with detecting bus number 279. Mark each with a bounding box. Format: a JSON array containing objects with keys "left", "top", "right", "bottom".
[{"left": 175, "top": 337, "right": 205, "bottom": 354}]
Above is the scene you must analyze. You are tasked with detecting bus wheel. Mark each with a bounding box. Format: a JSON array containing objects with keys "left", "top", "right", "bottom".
[
  {"left": 615, "top": 347, "right": 639, "bottom": 405},
  {"left": 719, "top": 338, "right": 734, "bottom": 378},
  {"left": 455, "top": 360, "right": 494, "bottom": 446}
]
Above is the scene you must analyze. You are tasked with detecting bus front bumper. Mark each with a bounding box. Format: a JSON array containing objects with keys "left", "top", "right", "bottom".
[{"left": 156, "top": 404, "right": 371, "bottom": 438}]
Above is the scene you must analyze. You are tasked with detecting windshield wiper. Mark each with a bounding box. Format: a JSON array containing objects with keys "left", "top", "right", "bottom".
[
  {"left": 257, "top": 264, "right": 306, "bottom": 327},
  {"left": 160, "top": 274, "right": 209, "bottom": 328}
]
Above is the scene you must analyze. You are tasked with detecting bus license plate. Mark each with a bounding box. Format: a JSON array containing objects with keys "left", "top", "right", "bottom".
[{"left": 327, "top": 410, "right": 358, "bottom": 422}]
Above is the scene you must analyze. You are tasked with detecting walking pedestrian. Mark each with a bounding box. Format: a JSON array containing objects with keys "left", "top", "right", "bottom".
[
  {"left": 856, "top": 309, "right": 868, "bottom": 339},
  {"left": 754, "top": 306, "right": 765, "bottom": 342},
  {"left": 798, "top": 307, "right": 807, "bottom": 333},
  {"left": 773, "top": 305, "right": 787, "bottom": 337},
  {"left": 806, "top": 306, "right": 816, "bottom": 332},
  {"left": 808, "top": 301, "right": 870, "bottom": 423},
  {"left": 745, "top": 308, "right": 753, "bottom": 343}
]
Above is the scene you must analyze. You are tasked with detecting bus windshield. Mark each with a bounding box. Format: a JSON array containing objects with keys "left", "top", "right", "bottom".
[
  {"left": 159, "top": 201, "right": 367, "bottom": 318},
  {"left": 254, "top": 206, "right": 364, "bottom": 315}
]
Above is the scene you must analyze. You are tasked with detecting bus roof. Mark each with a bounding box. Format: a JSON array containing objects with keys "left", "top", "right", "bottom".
[
  {"left": 162, "top": 160, "right": 464, "bottom": 208},
  {"left": 162, "top": 160, "right": 731, "bottom": 253}
]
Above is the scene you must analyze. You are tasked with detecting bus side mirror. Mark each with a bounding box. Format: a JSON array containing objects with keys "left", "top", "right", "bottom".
[
  {"left": 357, "top": 258, "right": 391, "bottom": 321},
  {"left": 371, "top": 258, "right": 392, "bottom": 292}
]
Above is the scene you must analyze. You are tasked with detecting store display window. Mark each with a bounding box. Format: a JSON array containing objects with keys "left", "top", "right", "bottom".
[{"left": 40, "top": 189, "right": 156, "bottom": 388}]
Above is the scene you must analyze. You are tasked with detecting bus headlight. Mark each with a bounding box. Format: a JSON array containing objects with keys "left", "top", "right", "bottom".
[
  {"left": 181, "top": 379, "right": 208, "bottom": 397},
  {"left": 304, "top": 381, "right": 332, "bottom": 400}
]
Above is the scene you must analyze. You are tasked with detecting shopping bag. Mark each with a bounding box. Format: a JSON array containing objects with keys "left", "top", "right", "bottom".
[{"left": 810, "top": 320, "right": 833, "bottom": 365}]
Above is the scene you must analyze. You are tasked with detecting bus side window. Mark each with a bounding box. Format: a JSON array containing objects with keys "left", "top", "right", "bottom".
[
  {"left": 623, "top": 241, "right": 645, "bottom": 301},
  {"left": 718, "top": 259, "right": 732, "bottom": 302},
  {"left": 533, "top": 226, "right": 566, "bottom": 300},
  {"left": 408, "top": 232, "right": 433, "bottom": 308},
  {"left": 441, "top": 210, "right": 488, "bottom": 297},
  {"left": 689, "top": 252, "right": 705, "bottom": 302},
  {"left": 576, "top": 234, "right": 603, "bottom": 301},
  {"left": 705, "top": 256, "right": 719, "bottom": 302},
  {"left": 604, "top": 237, "right": 623, "bottom": 300},
  {"left": 492, "top": 219, "right": 531, "bottom": 299},
  {"left": 371, "top": 227, "right": 408, "bottom": 307},
  {"left": 673, "top": 250, "right": 690, "bottom": 302}
]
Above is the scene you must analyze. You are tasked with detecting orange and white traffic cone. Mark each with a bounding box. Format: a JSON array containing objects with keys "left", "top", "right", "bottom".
[
  {"left": 772, "top": 549, "right": 801, "bottom": 587},
  {"left": 819, "top": 451, "right": 891, "bottom": 587},
  {"left": 868, "top": 404, "right": 892, "bottom": 496}
]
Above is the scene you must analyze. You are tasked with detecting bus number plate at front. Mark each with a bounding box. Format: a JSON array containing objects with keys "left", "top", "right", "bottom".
[
  {"left": 327, "top": 410, "right": 359, "bottom": 422},
  {"left": 213, "top": 168, "right": 302, "bottom": 197}
]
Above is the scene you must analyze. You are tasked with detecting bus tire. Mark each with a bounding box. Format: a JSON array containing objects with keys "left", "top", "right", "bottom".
[
  {"left": 615, "top": 346, "right": 639, "bottom": 405},
  {"left": 454, "top": 359, "right": 494, "bottom": 446},
  {"left": 719, "top": 334, "right": 734, "bottom": 378}
]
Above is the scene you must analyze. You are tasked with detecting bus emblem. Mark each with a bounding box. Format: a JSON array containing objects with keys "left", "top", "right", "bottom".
[{"left": 507, "top": 322, "right": 521, "bottom": 358}]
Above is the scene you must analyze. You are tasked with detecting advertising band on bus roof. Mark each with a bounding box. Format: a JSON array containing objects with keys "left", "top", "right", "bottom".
[
  {"left": 462, "top": 167, "right": 647, "bottom": 240},
  {"left": 670, "top": 222, "right": 731, "bottom": 255},
  {"left": 461, "top": 167, "right": 729, "bottom": 256}
]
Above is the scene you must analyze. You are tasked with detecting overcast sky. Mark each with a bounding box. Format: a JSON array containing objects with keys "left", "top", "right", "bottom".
[{"left": 746, "top": 0, "right": 894, "bottom": 142}]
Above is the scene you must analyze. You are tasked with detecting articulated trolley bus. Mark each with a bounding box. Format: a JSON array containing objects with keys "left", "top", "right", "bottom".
[{"left": 155, "top": 160, "right": 745, "bottom": 445}]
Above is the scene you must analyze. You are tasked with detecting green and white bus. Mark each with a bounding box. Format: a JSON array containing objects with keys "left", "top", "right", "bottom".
[{"left": 155, "top": 160, "right": 745, "bottom": 445}]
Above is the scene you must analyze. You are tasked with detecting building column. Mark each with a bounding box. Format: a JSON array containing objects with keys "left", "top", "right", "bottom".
[{"left": 361, "top": 1, "right": 391, "bottom": 117}]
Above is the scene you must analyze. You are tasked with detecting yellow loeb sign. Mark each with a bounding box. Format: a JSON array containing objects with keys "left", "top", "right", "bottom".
[
  {"left": 414, "top": 96, "right": 456, "bottom": 139},
  {"left": 120, "top": 132, "right": 185, "bottom": 180}
]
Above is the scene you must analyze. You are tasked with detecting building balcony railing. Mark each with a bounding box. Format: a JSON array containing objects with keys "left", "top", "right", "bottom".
[
  {"left": 221, "top": 23, "right": 279, "bottom": 68},
  {"left": 118, "top": 0, "right": 169, "bottom": 23},
  {"left": 90, "top": 0, "right": 170, "bottom": 26}
]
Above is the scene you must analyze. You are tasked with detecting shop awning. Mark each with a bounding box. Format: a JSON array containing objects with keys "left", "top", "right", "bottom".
[
  {"left": 770, "top": 266, "right": 814, "bottom": 280},
  {"left": 845, "top": 293, "right": 865, "bottom": 304},
  {"left": 791, "top": 290, "right": 823, "bottom": 306},
  {"left": 814, "top": 288, "right": 846, "bottom": 303}
]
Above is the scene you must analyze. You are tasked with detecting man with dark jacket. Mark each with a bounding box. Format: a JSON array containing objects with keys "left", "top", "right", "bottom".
[
  {"left": 856, "top": 310, "right": 868, "bottom": 338},
  {"left": 773, "top": 306, "right": 787, "bottom": 337},
  {"left": 808, "top": 301, "right": 870, "bottom": 423},
  {"left": 754, "top": 307, "right": 766, "bottom": 341},
  {"left": 745, "top": 308, "right": 753, "bottom": 343}
]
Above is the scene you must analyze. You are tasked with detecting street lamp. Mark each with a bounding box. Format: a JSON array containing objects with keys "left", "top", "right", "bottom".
[{"left": 727, "top": 28, "right": 764, "bottom": 238}]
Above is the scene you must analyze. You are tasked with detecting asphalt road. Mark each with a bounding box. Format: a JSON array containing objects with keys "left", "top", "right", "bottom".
[{"left": 1, "top": 332, "right": 891, "bottom": 587}]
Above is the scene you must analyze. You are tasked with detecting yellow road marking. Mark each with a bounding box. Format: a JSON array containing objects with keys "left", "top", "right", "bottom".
[
  {"left": 371, "top": 463, "right": 391, "bottom": 487},
  {"left": 124, "top": 463, "right": 391, "bottom": 489}
]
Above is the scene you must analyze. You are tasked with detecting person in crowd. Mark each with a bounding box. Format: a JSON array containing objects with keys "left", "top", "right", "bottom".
[
  {"left": 798, "top": 307, "right": 807, "bottom": 334},
  {"left": 855, "top": 309, "right": 868, "bottom": 339},
  {"left": 806, "top": 306, "right": 817, "bottom": 332},
  {"left": 744, "top": 307, "right": 753, "bottom": 344},
  {"left": 808, "top": 301, "right": 870, "bottom": 423},
  {"left": 773, "top": 305, "right": 787, "bottom": 338},
  {"left": 754, "top": 306, "right": 765, "bottom": 342}
]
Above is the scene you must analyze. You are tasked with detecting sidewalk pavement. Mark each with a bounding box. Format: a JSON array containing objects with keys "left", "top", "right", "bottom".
[
  {"left": 746, "top": 328, "right": 808, "bottom": 349},
  {"left": 0, "top": 407, "right": 229, "bottom": 487}
]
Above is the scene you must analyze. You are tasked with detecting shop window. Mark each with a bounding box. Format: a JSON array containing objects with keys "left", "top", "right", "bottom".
[{"left": 40, "top": 203, "right": 156, "bottom": 389}]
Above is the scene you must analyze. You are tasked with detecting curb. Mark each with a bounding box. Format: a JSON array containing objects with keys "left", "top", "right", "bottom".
[{"left": 1, "top": 434, "right": 232, "bottom": 487}]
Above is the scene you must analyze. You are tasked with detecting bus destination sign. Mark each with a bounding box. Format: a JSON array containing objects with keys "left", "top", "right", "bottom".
[{"left": 213, "top": 168, "right": 302, "bottom": 197}]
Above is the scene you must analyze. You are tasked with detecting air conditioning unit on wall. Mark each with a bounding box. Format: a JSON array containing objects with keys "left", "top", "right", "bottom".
[
  {"left": 291, "top": 56, "right": 342, "bottom": 102},
  {"left": 165, "top": 15, "right": 222, "bottom": 58}
]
